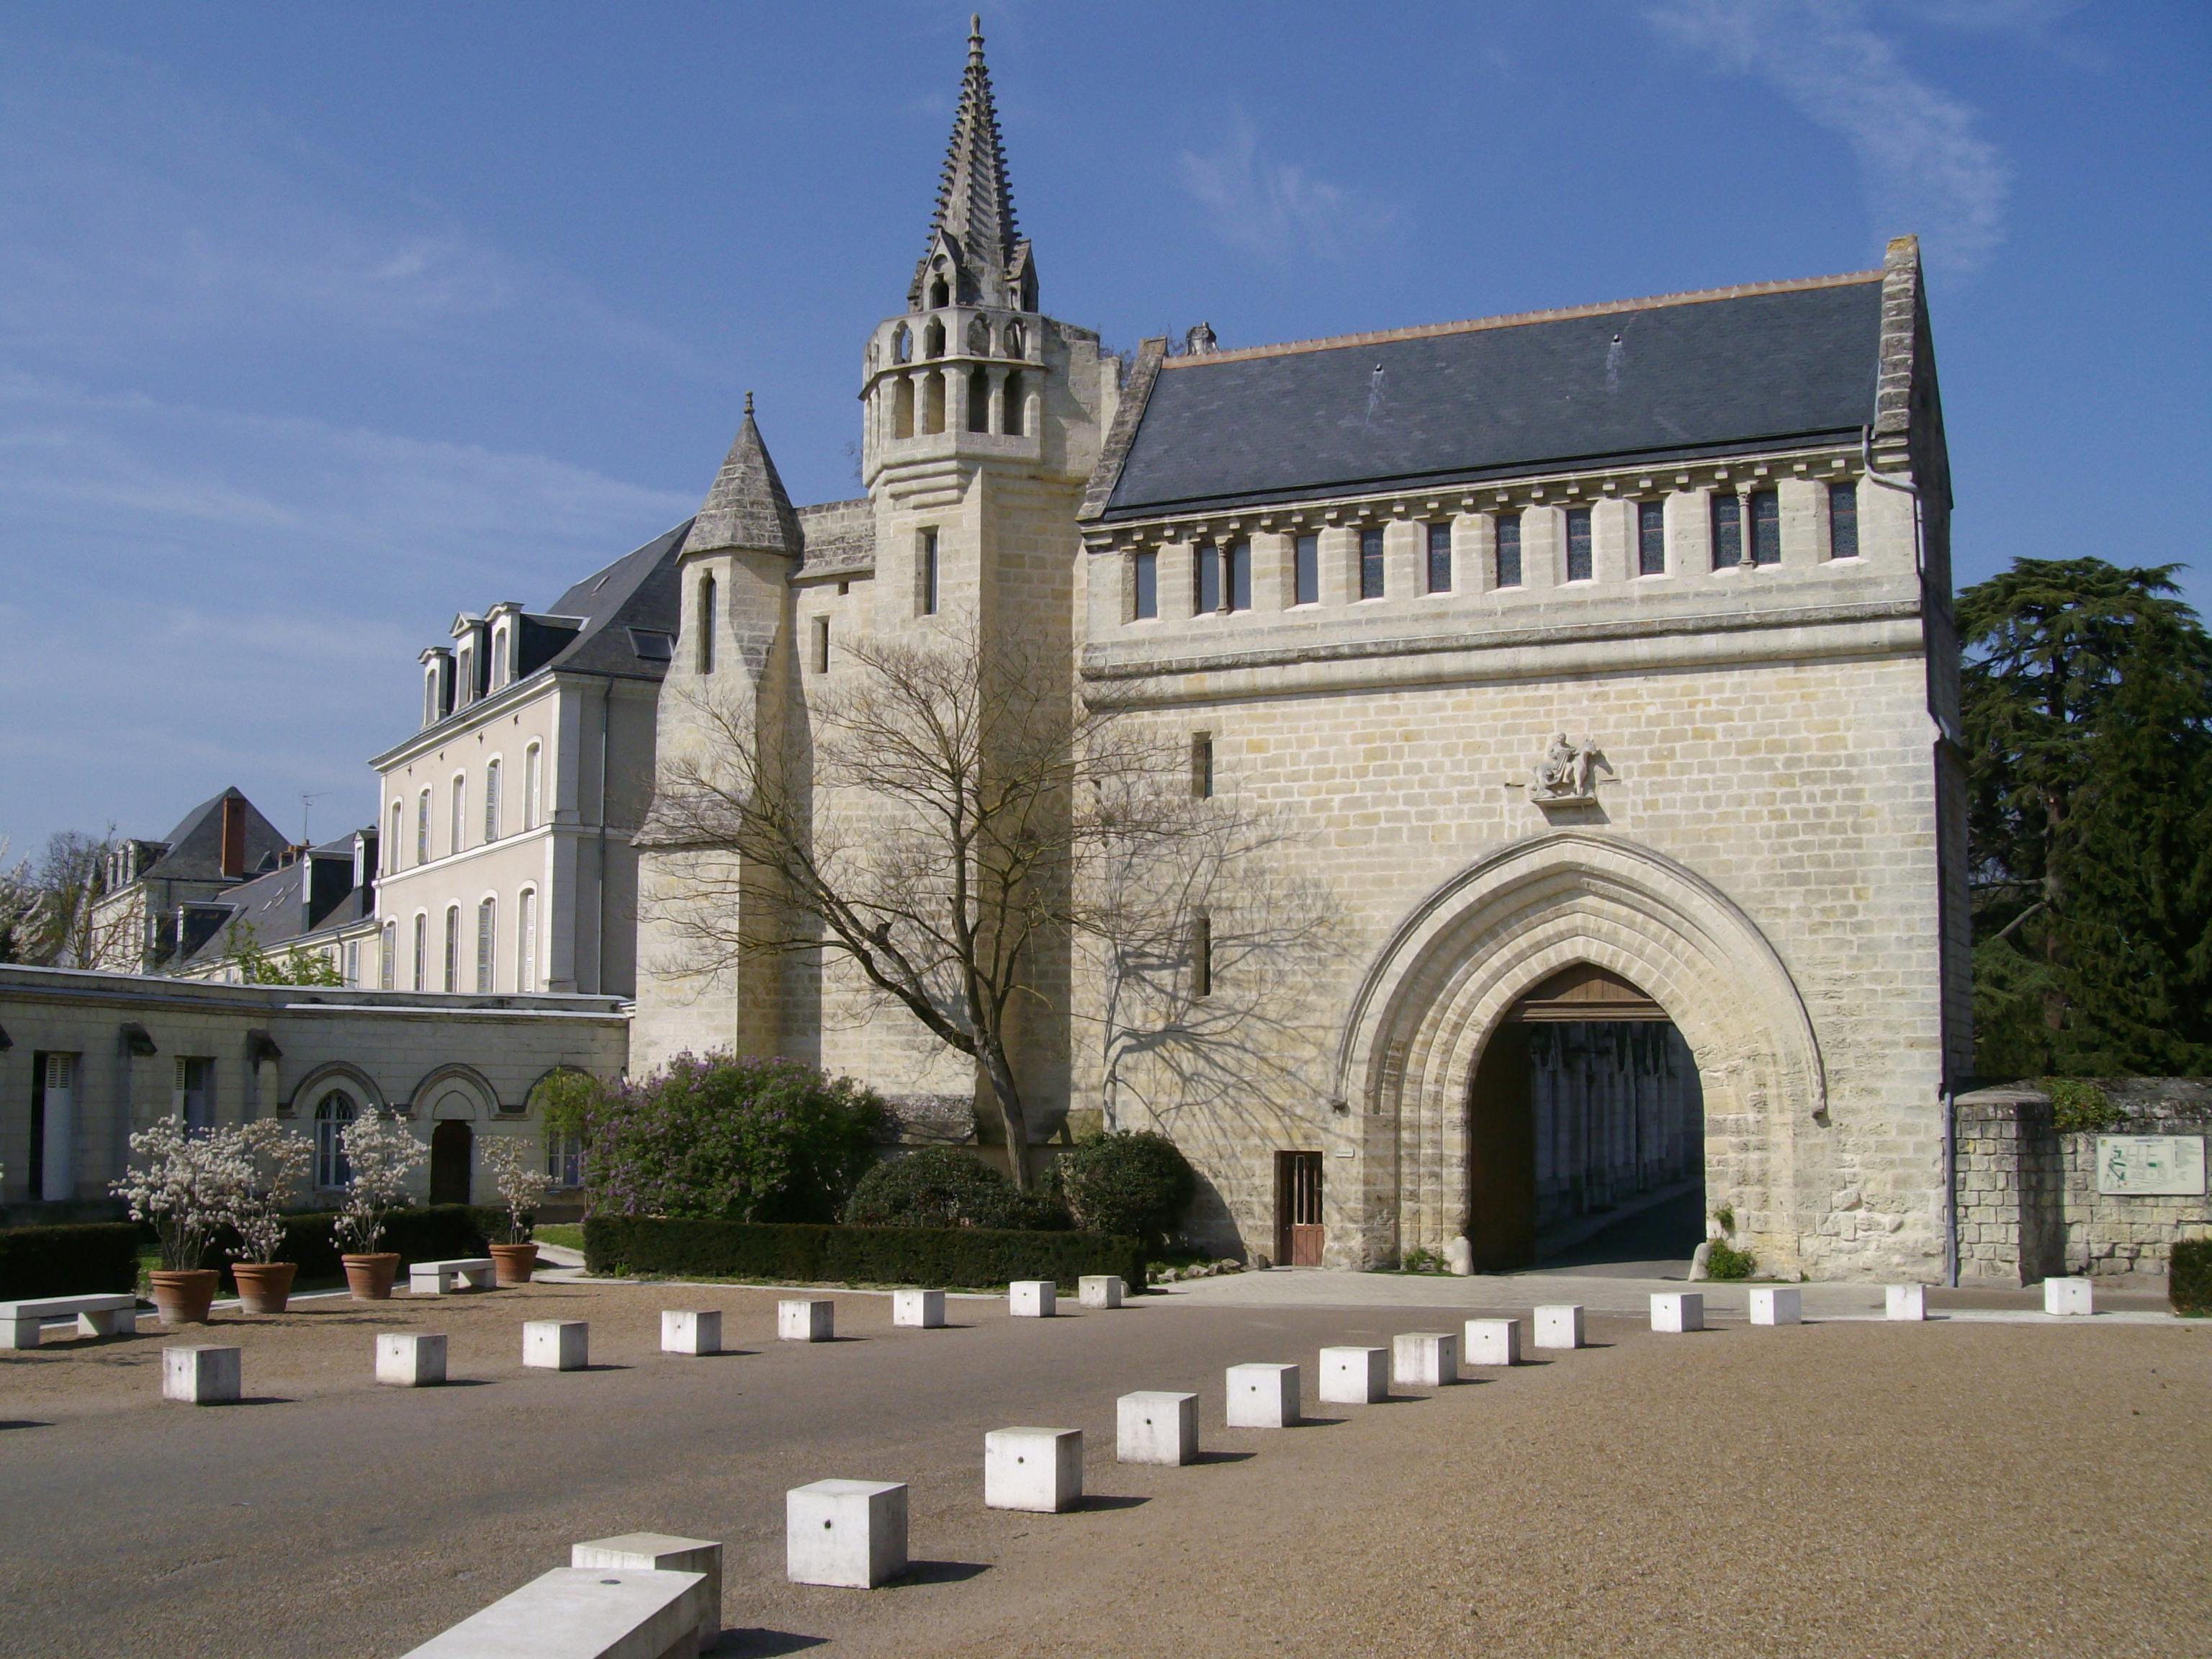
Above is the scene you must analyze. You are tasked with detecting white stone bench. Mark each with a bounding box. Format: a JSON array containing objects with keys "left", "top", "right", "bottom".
[
  {"left": 401, "top": 1566, "right": 710, "bottom": 1659},
  {"left": 0, "top": 1293, "right": 138, "bottom": 1349},
  {"left": 410, "top": 1257, "right": 497, "bottom": 1295},
  {"left": 571, "top": 1534, "right": 721, "bottom": 1655}
]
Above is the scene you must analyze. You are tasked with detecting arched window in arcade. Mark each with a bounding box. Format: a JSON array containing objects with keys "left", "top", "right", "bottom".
[{"left": 314, "top": 1092, "right": 356, "bottom": 1190}]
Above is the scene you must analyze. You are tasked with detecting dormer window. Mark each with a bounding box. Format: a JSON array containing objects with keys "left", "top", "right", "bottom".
[
  {"left": 455, "top": 643, "right": 475, "bottom": 706},
  {"left": 929, "top": 274, "right": 950, "bottom": 309},
  {"left": 488, "top": 621, "right": 511, "bottom": 689}
]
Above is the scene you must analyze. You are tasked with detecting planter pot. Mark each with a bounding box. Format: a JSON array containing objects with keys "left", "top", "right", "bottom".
[
  {"left": 149, "top": 1268, "right": 220, "bottom": 1326},
  {"left": 489, "top": 1241, "right": 539, "bottom": 1287},
  {"left": 341, "top": 1252, "right": 401, "bottom": 1302},
  {"left": 231, "top": 1261, "right": 297, "bottom": 1316}
]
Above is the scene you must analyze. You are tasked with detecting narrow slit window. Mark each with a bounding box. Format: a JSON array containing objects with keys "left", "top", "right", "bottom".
[
  {"left": 1637, "top": 500, "right": 1667, "bottom": 576},
  {"left": 1359, "top": 527, "right": 1385, "bottom": 600},
  {"left": 1195, "top": 543, "right": 1220, "bottom": 615},
  {"left": 1002, "top": 369, "right": 1023, "bottom": 436},
  {"left": 1750, "top": 489, "right": 1781, "bottom": 565},
  {"left": 1827, "top": 481, "right": 1859, "bottom": 559},
  {"left": 920, "top": 529, "right": 940, "bottom": 616},
  {"left": 1226, "top": 541, "right": 1251, "bottom": 612},
  {"left": 812, "top": 615, "right": 831, "bottom": 674},
  {"left": 696, "top": 573, "right": 716, "bottom": 673},
  {"left": 966, "top": 367, "right": 990, "bottom": 432},
  {"left": 1426, "top": 523, "right": 1452, "bottom": 594},
  {"left": 1565, "top": 507, "right": 1593, "bottom": 583},
  {"left": 1496, "top": 514, "right": 1523, "bottom": 588},
  {"left": 1293, "top": 534, "right": 1319, "bottom": 606},
  {"left": 1192, "top": 732, "right": 1214, "bottom": 799},
  {"left": 1193, "top": 912, "right": 1213, "bottom": 999},
  {"left": 1132, "top": 549, "right": 1158, "bottom": 619},
  {"left": 1711, "top": 494, "right": 1743, "bottom": 568}
]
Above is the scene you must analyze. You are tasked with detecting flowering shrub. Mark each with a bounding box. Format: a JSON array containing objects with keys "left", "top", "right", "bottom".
[
  {"left": 479, "top": 1135, "right": 550, "bottom": 1244},
  {"left": 232, "top": 1121, "right": 313, "bottom": 1265},
  {"left": 580, "top": 1055, "right": 887, "bottom": 1225},
  {"left": 333, "top": 1114, "right": 426, "bottom": 1254},
  {"left": 110, "top": 1118, "right": 250, "bottom": 1272}
]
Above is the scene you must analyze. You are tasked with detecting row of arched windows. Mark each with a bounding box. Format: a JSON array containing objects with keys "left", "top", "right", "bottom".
[
  {"left": 885, "top": 368, "right": 1027, "bottom": 441},
  {"left": 889, "top": 315, "right": 1025, "bottom": 365},
  {"left": 377, "top": 889, "right": 538, "bottom": 994},
  {"left": 387, "top": 745, "right": 543, "bottom": 871}
]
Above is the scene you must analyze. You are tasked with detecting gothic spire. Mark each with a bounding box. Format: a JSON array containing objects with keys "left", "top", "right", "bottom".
[
  {"left": 683, "top": 394, "right": 801, "bottom": 557},
  {"left": 911, "top": 15, "right": 1035, "bottom": 312}
]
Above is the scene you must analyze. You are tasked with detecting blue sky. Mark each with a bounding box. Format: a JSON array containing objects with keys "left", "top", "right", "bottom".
[{"left": 1, "top": 1, "right": 2206, "bottom": 857}]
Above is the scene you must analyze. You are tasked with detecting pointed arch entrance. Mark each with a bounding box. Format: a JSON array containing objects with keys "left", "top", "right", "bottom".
[{"left": 1334, "top": 832, "right": 1825, "bottom": 1275}]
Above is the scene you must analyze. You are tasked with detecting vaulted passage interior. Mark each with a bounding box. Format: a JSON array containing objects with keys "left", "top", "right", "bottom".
[{"left": 1465, "top": 963, "right": 1704, "bottom": 1270}]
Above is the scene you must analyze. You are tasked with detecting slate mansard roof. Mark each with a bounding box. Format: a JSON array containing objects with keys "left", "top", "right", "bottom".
[
  {"left": 1097, "top": 272, "right": 1887, "bottom": 521},
  {"left": 138, "top": 788, "right": 288, "bottom": 886},
  {"left": 536, "top": 518, "right": 694, "bottom": 680},
  {"left": 171, "top": 834, "right": 372, "bottom": 972}
]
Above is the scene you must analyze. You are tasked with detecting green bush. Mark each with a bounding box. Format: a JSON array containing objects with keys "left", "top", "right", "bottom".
[
  {"left": 1053, "top": 1130, "right": 1195, "bottom": 1252},
  {"left": 2172, "top": 1238, "right": 2212, "bottom": 1316},
  {"left": 584, "top": 1054, "right": 887, "bottom": 1224},
  {"left": 583, "top": 1214, "right": 1145, "bottom": 1292},
  {"left": 844, "top": 1146, "right": 1067, "bottom": 1231},
  {"left": 1704, "top": 1239, "right": 1758, "bottom": 1280},
  {"left": 0, "top": 1223, "right": 142, "bottom": 1299},
  {"left": 2044, "top": 1077, "right": 2124, "bottom": 1135}
]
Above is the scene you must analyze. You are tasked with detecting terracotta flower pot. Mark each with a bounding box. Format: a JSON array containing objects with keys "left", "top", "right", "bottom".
[
  {"left": 341, "top": 1252, "right": 401, "bottom": 1301},
  {"left": 150, "top": 1268, "right": 220, "bottom": 1326},
  {"left": 489, "top": 1241, "right": 539, "bottom": 1287},
  {"left": 231, "top": 1261, "right": 297, "bottom": 1315}
]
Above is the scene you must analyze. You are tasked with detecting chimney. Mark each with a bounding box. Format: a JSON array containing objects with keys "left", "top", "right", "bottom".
[{"left": 220, "top": 794, "right": 246, "bottom": 878}]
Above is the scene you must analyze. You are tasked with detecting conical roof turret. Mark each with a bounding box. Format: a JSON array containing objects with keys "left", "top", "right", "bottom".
[
  {"left": 910, "top": 16, "right": 1035, "bottom": 313},
  {"left": 683, "top": 392, "right": 801, "bottom": 557}
]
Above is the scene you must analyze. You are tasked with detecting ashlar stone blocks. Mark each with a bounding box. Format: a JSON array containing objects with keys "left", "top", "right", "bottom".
[
  {"left": 1318, "top": 1346, "right": 1390, "bottom": 1405},
  {"left": 377, "top": 1331, "right": 448, "bottom": 1386},
  {"left": 786, "top": 1480, "right": 909, "bottom": 1588},
  {"left": 524, "top": 1319, "right": 589, "bottom": 1370},
  {"left": 893, "top": 1289, "right": 945, "bottom": 1328},
  {"left": 1748, "top": 1287, "right": 1802, "bottom": 1326},
  {"left": 1650, "top": 1292, "right": 1704, "bottom": 1334},
  {"left": 161, "top": 1344, "right": 240, "bottom": 1405},
  {"left": 1009, "top": 1280, "right": 1056, "bottom": 1318},
  {"left": 1116, "top": 1391, "right": 1199, "bottom": 1465},
  {"left": 1226, "top": 1362, "right": 1301, "bottom": 1427},
  {"left": 1392, "top": 1331, "right": 1459, "bottom": 1386},
  {"left": 1533, "top": 1304, "right": 1585, "bottom": 1349},
  {"left": 984, "top": 1426, "right": 1084, "bottom": 1513},
  {"left": 779, "top": 1299, "right": 835, "bottom": 1342},
  {"left": 661, "top": 1310, "right": 722, "bottom": 1356},
  {"left": 1464, "top": 1317, "right": 1522, "bottom": 1367}
]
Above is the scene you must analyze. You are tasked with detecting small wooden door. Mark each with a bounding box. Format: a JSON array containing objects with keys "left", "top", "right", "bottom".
[
  {"left": 430, "top": 1120, "right": 474, "bottom": 1207},
  {"left": 1274, "top": 1151, "right": 1325, "bottom": 1267},
  {"left": 1467, "top": 1025, "right": 1536, "bottom": 1270}
]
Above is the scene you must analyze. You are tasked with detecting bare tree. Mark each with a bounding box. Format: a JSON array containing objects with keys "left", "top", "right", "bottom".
[
  {"left": 0, "top": 839, "right": 37, "bottom": 964},
  {"left": 643, "top": 619, "right": 1323, "bottom": 1188},
  {"left": 0, "top": 828, "right": 121, "bottom": 966}
]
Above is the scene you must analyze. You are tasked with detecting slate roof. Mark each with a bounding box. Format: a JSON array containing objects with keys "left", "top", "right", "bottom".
[
  {"left": 683, "top": 400, "right": 802, "bottom": 558},
  {"left": 140, "top": 788, "right": 287, "bottom": 885},
  {"left": 529, "top": 518, "right": 693, "bottom": 681},
  {"left": 171, "top": 834, "right": 369, "bottom": 971},
  {"left": 1099, "top": 274, "right": 1886, "bottom": 521}
]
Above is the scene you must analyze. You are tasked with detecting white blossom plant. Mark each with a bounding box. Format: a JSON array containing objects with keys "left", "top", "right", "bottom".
[
  {"left": 478, "top": 1135, "right": 552, "bottom": 1244},
  {"left": 231, "top": 1121, "right": 313, "bottom": 1266},
  {"left": 331, "top": 1113, "right": 426, "bottom": 1255},
  {"left": 109, "top": 1118, "right": 252, "bottom": 1272}
]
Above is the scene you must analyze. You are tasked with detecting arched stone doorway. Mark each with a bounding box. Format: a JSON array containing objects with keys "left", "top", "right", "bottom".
[
  {"left": 1334, "top": 832, "right": 1826, "bottom": 1275},
  {"left": 1465, "top": 963, "right": 1704, "bottom": 1270},
  {"left": 430, "top": 1120, "right": 474, "bottom": 1206}
]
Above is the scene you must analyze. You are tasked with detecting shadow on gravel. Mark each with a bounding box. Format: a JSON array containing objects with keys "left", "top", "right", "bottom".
[
  {"left": 1191, "top": 1450, "right": 1255, "bottom": 1465},
  {"left": 1078, "top": 1494, "right": 1150, "bottom": 1512},
  {"left": 716, "top": 1631, "right": 827, "bottom": 1655},
  {"left": 891, "top": 1560, "right": 992, "bottom": 1586},
  {"left": 0, "top": 1419, "right": 52, "bottom": 1431}
]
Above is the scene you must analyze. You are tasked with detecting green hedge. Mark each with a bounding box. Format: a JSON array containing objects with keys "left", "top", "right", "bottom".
[
  {"left": 584, "top": 1215, "right": 1147, "bottom": 1292},
  {"left": 215, "top": 1205, "right": 503, "bottom": 1289},
  {"left": 2173, "top": 1238, "right": 2212, "bottom": 1316},
  {"left": 0, "top": 1223, "right": 142, "bottom": 1300}
]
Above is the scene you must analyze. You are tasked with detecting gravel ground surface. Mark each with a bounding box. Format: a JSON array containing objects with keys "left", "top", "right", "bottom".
[{"left": 1, "top": 1279, "right": 2205, "bottom": 1658}]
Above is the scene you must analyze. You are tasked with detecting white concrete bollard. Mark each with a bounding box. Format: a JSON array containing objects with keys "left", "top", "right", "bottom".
[
  {"left": 1393, "top": 1331, "right": 1460, "bottom": 1387},
  {"left": 1318, "top": 1346, "right": 1390, "bottom": 1405},
  {"left": 1886, "top": 1284, "right": 1927, "bottom": 1322},
  {"left": 400, "top": 1568, "right": 709, "bottom": 1658},
  {"left": 570, "top": 1533, "right": 721, "bottom": 1654},
  {"left": 892, "top": 1289, "right": 945, "bottom": 1328},
  {"left": 1116, "top": 1391, "right": 1199, "bottom": 1466},
  {"left": 985, "top": 1426, "right": 1084, "bottom": 1513},
  {"left": 1226, "top": 1362, "right": 1301, "bottom": 1428},
  {"left": 779, "top": 1299, "right": 834, "bottom": 1342},
  {"left": 1078, "top": 1275, "right": 1125, "bottom": 1310},
  {"left": 2044, "top": 1277, "right": 2095, "bottom": 1317},
  {"left": 1464, "top": 1317, "right": 1522, "bottom": 1367},
  {"left": 1748, "top": 1287, "right": 1802, "bottom": 1326},
  {"left": 376, "top": 1331, "right": 447, "bottom": 1387},
  {"left": 1532, "top": 1304, "right": 1585, "bottom": 1349},
  {"left": 1650, "top": 1292, "right": 1704, "bottom": 1334},
  {"left": 161, "top": 1344, "right": 240, "bottom": 1405},
  {"left": 661, "top": 1310, "right": 722, "bottom": 1356},
  {"left": 1009, "top": 1280, "right": 1056, "bottom": 1318},
  {"left": 786, "top": 1480, "right": 909, "bottom": 1588},
  {"left": 523, "top": 1319, "right": 588, "bottom": 1370}
]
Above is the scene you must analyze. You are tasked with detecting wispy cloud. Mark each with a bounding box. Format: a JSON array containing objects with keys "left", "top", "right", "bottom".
[
  {"left": 1645, "top": 0, "right": 2012, "bottom": 274},
  {"left": 1178, "top": 114, "right": 1396, "bottom": 264}
]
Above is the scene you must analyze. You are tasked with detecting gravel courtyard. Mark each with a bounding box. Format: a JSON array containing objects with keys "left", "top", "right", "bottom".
[{"left": 1, "top": 1278, "right": 2205, "bottom": 1658}]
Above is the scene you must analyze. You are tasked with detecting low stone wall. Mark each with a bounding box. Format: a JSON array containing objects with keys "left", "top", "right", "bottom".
[{"left": 1954, "top": 1084, "right": 2211, "bottom": 1283}]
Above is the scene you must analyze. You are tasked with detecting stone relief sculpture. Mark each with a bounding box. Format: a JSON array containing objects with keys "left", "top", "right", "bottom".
[
  {"left": 1529, "top": 732, "right": 1607, "bottom": 804},
  {"left": 1183, "top": 320, "right": 1218, "bottom": 356}
]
